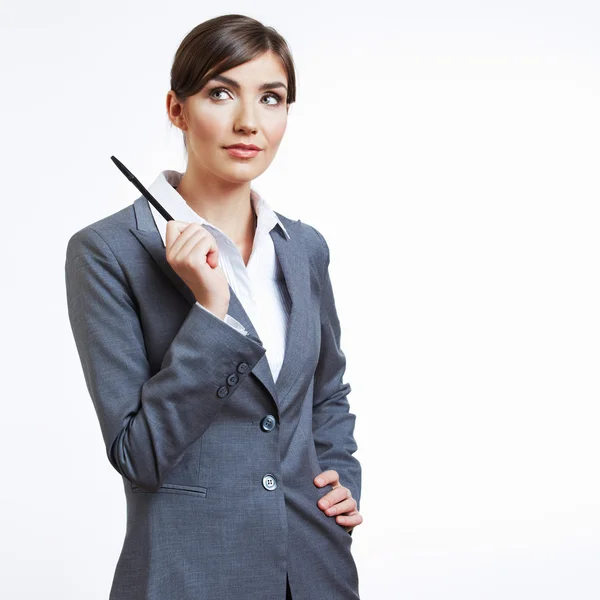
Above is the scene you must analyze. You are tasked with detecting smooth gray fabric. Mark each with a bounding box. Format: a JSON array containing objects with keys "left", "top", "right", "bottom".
[{"left": 65, "top": 195, "right": 361, "bottom": 600}]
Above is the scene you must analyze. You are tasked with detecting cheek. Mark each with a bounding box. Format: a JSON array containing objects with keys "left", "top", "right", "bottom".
[
  {"left": 191, "top": 112, "right": 223, "bottom": 142},
  {"left": 185, "top": 100, "right": 228, "bottom": 145},
  {"left": 273, "top": 116, "right": 288, "bottom": 139},
  {"left": 265, "top": 117, "right": 288, "bottom": 150}
]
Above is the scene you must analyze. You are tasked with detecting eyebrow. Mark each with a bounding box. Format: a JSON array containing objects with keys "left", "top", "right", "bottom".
[{"left": 209, "top": 74, "right": 288, "bottom": 92}]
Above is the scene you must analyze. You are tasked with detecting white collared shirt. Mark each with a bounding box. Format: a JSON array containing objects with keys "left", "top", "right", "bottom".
[{"left": 145, "top": 170, "right": 291, "bottom": 382}]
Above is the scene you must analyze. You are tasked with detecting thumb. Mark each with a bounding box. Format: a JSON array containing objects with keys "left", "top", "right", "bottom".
[{"left": 206, "top": 245, "right": 220, "bottom": 269}]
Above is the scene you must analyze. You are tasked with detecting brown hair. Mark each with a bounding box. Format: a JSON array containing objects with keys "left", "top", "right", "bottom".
[{"left": 169, "top": 14, "right": 297, "bottom": 150}]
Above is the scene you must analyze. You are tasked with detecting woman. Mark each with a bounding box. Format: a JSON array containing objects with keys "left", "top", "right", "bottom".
[{"left": 65, "top": 14, "right": 363, "bottom": 600}]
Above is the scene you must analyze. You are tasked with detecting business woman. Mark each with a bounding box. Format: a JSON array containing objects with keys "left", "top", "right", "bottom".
[{"left": 65, "top": 14, "right": 362, "bottom": 600}]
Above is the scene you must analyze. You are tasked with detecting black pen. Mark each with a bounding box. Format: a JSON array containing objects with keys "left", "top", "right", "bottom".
[{"left": 110, "top": 155, "right": 174, "bottom": 222}]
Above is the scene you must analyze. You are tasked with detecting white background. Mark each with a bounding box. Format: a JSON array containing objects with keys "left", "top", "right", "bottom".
[{"left": 1, "top": 1, "right": 599, "bottom": 598}]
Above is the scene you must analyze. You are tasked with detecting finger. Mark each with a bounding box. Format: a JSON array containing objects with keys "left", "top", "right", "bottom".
[
  {"left": 177, "top": 229, "right": 218, "bottom": 265},
  {"left": 165, "top": 220, "right": 192, "bottom": 248},
  {"left": 168, "top": 223, "right": 206, "bottom": 258},
  {"left": 314, "top": 470, "right": 339, "bottom": 487},
  {"left": 317, "top": 486, "right": 351, "bottom": 511},
  {"left": 322, "top": 497, "right": 357, "bottom": 517},
  {"left": 335, "top": 512, "right": 363, "bottom": 528},
  {"left": 166, "top": 221, "right": 198, "bottom": 258},
  {"left": 167, "top": 220, "right": 193, "bottom": 233}
]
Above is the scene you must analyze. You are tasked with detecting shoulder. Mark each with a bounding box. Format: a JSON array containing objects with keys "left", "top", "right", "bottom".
[
  {"left": 66, "top": 201, "right": 138, "bottom": 263},
  {"left": 274, "top": 211, "right": 330, "bottom": 273}
]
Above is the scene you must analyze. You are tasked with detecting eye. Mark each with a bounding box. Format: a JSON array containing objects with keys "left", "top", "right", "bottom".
[
  {"left": 208, "top": 87, "right": 231, "bottom": 101},
  {"left": 208, "top": 87, "right": 283, "bottom": 106},
  {"left": 262, "top": 92, "right": 283, "bottom": 106}
]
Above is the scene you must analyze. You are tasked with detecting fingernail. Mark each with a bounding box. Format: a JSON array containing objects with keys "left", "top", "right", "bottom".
[{"left": 316, "top": 478, "right": 324, "bottom": 486}]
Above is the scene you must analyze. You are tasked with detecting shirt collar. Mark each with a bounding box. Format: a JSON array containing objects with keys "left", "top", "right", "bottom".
[{"left": 145, "top": 169, "right": 290, "bottom": 247}]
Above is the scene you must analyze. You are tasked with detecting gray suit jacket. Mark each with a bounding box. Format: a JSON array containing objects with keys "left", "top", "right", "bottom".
[{"left": 65, "top": 194, "right": 362, "bottom": 600}]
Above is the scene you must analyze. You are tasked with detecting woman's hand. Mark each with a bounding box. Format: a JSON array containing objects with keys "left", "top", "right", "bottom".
[
  {"left": 314, "top": 469, "right": 363, "bottom": 533},
  {"left": 165, "top": 221, "right": 230, "bottom": 318}
]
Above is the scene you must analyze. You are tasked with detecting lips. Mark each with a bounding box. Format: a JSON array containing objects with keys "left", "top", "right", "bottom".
[
  {"left": 224, "top": 144, "right": 262, "bottom": 151},
  {"left": 224, "top": 143, "right": 262, "bottom": 159}
]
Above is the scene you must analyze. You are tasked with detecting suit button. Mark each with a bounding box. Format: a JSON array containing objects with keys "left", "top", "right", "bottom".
[
  {"left": 226, "top": 373, "right": 239, "bottom": 386},
  {"left": 217, "top": 385, "right": 229, "bottom": 398},
  {"left": 237, "top": 362, "right": 250, "bottom": 374},
  {"left": 260, "top": 415, "right": 276, "bottom": 432},
  {"left": 262, "top": 474, "right": 277, "bottom": 491}
]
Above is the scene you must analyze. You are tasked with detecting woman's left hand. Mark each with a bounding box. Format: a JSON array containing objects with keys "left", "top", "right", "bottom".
[{"left": 314, "top": 470, "right": 363, "bottom": 533}]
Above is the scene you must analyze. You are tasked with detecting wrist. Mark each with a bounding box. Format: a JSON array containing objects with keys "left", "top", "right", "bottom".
[{"left": 196, "top": 301, "right": 228, "bottom": 321}]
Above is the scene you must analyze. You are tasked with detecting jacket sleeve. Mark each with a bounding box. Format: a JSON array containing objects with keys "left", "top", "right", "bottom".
[
  {"left": 65, "top": 227, "right": 266, "bottom": 492},
  {"left": 310, "top": 228, "right": 362, "bottom": 517}
]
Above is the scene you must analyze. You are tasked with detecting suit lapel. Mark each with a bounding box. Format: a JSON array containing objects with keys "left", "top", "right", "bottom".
[
  {"left": 129, "top": 195, "right": 310, "bottom": 412},
  {"left": 269, "top": 222, "right": 311, "bottom": 405}
]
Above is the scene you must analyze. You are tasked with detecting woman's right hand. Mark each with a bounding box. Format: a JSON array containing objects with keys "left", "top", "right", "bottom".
[{"left": 165, "top": 221, "right": 230, "bottom": 319}]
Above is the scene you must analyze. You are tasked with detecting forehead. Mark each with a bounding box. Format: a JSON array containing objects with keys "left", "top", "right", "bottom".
[{"left": 213, "top": 52, "right": 287, "bottom": 86}]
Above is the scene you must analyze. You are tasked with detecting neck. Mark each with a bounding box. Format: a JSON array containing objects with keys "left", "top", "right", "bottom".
[{"left": 176, "top": 164, "right": 256, "bottom": 244}]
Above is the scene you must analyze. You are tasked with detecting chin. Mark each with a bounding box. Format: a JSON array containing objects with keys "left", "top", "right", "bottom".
[
  {"left": 220, "top": 164, "right": 269, "bottom": 183},
  {"left": 216, "top": 171, "right": 257, "bottom": 185}
]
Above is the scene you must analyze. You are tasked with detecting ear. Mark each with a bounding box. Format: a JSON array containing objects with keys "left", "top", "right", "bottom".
[{"left": 166, "top": 90, "right": 187, "bottom": 132}]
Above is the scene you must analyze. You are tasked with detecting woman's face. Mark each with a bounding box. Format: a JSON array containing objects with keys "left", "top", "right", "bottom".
[{"left": 169, "top": 51, "right": 289, "bottom": 184}]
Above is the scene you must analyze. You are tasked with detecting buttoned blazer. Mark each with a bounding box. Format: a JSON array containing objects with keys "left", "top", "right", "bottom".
[{"left": 65, "top": 193, "right": 362, "bottom": 600}]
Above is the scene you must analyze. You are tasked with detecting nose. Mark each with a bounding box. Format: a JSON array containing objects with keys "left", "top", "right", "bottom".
[{"left": 233, "top": 99, "right": 258, "bottom": 135}]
